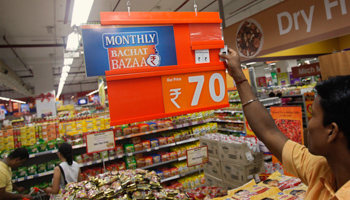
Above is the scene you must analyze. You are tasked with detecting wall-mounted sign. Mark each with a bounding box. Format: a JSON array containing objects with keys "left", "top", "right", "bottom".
[
  {"left": 186, "top": 146, "right": 209, "bottom": 167},
  {"left": 292, "top": 63, "right": 321, "bottom": 78},
  {"left": 85, "top": 12, "right": 228, "bottom": 126},
  {"left": 224, "top": 0, "right": 350, "bottom": 60}
]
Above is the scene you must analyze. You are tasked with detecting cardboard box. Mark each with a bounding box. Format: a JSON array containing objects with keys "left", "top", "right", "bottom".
[
  {"left": 203, "top": 156, "right": 222, "bottom": 178},
  {"left": 221, "top": 160, "right": 264, "bottom": 185},
  {"left": 200, "top": 138, "right": 219, "bottom": 157},
  {"left": 204, "top": 173, "right": 225, "bottom": 188},
  {"left": 223, "top": 180, "right": 241, "bottom": 190},
  {"left": 218, "top": 141, "right": 263, "bottom": 165}
]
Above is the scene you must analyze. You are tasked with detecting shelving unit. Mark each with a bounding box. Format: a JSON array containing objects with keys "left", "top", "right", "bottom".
[
  {"left": 14, "top": 119, "right": 212, "bottom": 185},
  {"left": 161, "top": 167, "right": 203, "bottom": 183}
]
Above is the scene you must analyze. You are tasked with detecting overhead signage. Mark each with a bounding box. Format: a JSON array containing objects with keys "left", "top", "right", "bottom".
[
  {"left": 224, "top": 0, "right": 350, "bottom": 60},
  {"left": 292, "top": 63, "right": 321, "bottom": 78},
  {"left": 187, "top": 146, "right": 209, "bottom": 167},
  {"left": 85, "top": 130, "right": 115, "bottom": 154},
  {"left": 82, "top": 25, "right": 177, "bottom": 77},
  {"left": 95, "top": 12, "right": 228, "bottom": 126}
]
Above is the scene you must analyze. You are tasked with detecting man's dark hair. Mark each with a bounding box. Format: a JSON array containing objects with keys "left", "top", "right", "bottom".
[
  {"left": 269, "top": 92, "right": 276, "bottom": 97},
  {"left": 290, "top": 189, "right": 306, "bottom": 196},
  {"left": 315, "top": 75, "right": 350, "bottom": 149},
  {"left": 8, "top": 148, "right": 29, "bottom": 160},
  {"left": 276, "top": 92, "right": 282, "bottom": 98}
]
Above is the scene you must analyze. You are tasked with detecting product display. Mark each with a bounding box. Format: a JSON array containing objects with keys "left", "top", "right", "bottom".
[
  {"left": 186, "top": 186, "right": 227, "bottom": 200},
  {"left": 62, "top": 169, "right": 189, "bottom": 199}
]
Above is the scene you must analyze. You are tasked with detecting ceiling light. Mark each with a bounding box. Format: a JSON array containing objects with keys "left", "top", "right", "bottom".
[
  {"left": 62, "top": 65, "right": 71, "bottom": 73},
  {"left": 104, "top": 86, "right": 107, "bottom": 89},
  {"left": 71, "top": 0, "right": 94, "bottom": 27},
  {"left": 86, "top": 90, "right": 98, "bottom": 96},
  {"left": 11, "top": 99, "right": 26, "bottom": 104},
  {"left": 64, "top": 58, "right": 74, "bottom": 65},
  {"left": 269, "top": 63, "right": 276, "bottom": 65},
  {"left": 66, "top": 31, "right": 82, "bottom": 51},
  {"left": 246, "top": 62, "right": 256, "bottom": 65}
]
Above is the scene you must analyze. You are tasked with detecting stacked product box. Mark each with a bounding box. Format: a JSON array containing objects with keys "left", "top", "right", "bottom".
[{"left": 200, "top": 133, "right": 264, "bottom": 190}]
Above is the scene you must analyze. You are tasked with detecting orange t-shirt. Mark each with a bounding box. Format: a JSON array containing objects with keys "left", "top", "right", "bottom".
[{"left": 282, "top": 140, "right": 350, "bottom": 200}]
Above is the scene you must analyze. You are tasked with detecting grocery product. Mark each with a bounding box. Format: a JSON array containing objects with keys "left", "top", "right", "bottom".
[
  {"left": 186, "top": 186, "right": 227, "bottom": 200},
  {"left": 259, "top": 171, "right": 302, "bottom": 191}
]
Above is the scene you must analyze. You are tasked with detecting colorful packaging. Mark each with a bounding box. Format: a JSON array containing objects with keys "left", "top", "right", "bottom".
[
  {"left": 130, "top": 126, "right": 140, "bottom": 134},
  {"left": 227, "top": 180, "right": 272, "bottom": 199},
  {"left": 169, "top": 152, "right": 178, "bottom": 160},
  {"left": 147, "top": 122, "right": 157, "bottom": 131},
  {"left": 75, "top": 155, "right": 84, "bottom": 163},
  {"left": 170, "top": 167, "right": 179, "bottom": 176},
  {"left": 134, "top": 143, "right": 143, "bottom": 152},
  {"left": 114, "top": 127, "right": 123, "bottom": 137},
  {"left": 135, "top": 154, "right": 145, "bottom": 168},
  {"left": 122, "top": 126, "right": 131, "bottom": 136},
  {"left": 142, "top": 140, "right": 151, "bottom": 149},
  {"left": 47, "top": 160, "right": 56, "bottom": 171},
  {"left": 158, "top": 152, "right": 169, "bottom": 162},
  {"left": 138, "top": 124, "right": 149, "bottom": 132},
  {"left": 100, "top": 151, "right": 108, "bottom": 159},
  {"left": 27, "top": 165, "right": 37, "bottom": 175},
  {"left": 92, "top": 153, "right": 101, "bottom": 161},
  {"left": 18, "top": 166, "right": 28, "bottom": 177},
  {"left": 115, "top": 145, "right": 124, "bottom": 156},
  {"left": 144, "top": 156, "right": 153, "bottom": 166},
  {"left": 283, "top": 183, "right": 308, "bottom": 199},
  {"left": 151, "top": 154, "right": 161, "bottom": 163},
  {"left": 259, "top": 171, "right": 302, "bottom": 190},
  {"left": 124, "top": 144, "right": 135, "bottom": 154},
  {"left": 158, "top": 137, "right": 167, "bottom": 146},
  {"left": 82, "top": 154, "right": 93, "bottom": 163},
  {"left": 116, "top": 161, "right": 126, "bottom": 171},
  {"left": 150, "top": 138, "right": 159, "bottom": 148}
]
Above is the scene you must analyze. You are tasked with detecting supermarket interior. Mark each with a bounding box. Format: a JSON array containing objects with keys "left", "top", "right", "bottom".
[{"left": 0, "top": 0, "right": 350, "bottom": 199}]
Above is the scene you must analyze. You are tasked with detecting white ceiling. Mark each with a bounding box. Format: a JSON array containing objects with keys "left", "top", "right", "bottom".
[{"left": 0, "top": 0, "right": 282, "bottom": 99}]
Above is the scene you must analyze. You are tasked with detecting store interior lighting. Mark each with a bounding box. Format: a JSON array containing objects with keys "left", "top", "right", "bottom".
[
  {"left": 71, "top": 0, "right": 94, "bottom": 27},
  {"left": 246, "top": 62, "right": 257, "bottom": 65},
  {"left": 66, "top": 30, "right": 82, "bottom": 51},
  {"left": 64, "top": 58, "right": 74, "bottom": 65},
  {"left": 56, "top": 65, "right": 71, "bottom": 99},
  {"left": 0, "top": 97, "right": 26, "bottom": 104}
]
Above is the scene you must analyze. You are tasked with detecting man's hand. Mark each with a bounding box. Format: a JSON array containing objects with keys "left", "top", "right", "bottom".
[
  {"left": 219, "top": 48, "right": 241, "bottom": 78},
  {"left": 16, "top": 187, "right": 25, "bottom": 193}
]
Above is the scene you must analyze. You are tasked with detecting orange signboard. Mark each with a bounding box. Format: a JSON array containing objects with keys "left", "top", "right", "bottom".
[
  {"left": 96, "top": 12, "right": 228, "bottom": 126},
  {"left": 270, "top": 106, "right": 304, "bottom": 144}
]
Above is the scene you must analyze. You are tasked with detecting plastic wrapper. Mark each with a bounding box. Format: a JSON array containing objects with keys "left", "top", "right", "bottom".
[{"left": 259, "top": 171, "right": 302, "bottom": 191}]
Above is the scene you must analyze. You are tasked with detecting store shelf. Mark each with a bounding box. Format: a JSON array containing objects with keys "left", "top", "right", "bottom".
[
  {"left": 141, "top": 158, "right": 182, "bottom": 170},
  {"left": 282, "top": 94, "right": 302, "bottom": 98},
  {"left": 218, "top": 128, "right": 245, "bottom": 133},
  {"left": 178, "top": 156, "right": 187, "bottom": 161},
  {"left": 29, "top": 144, "right": 87, "bottom": 158},
  {"left": 262, "top": 102, "right": 281, "bottom": 107},
  {"left": 228, "top": 99, "right": 241, "bottom": 103},
  {"left": 176, "top": 138, "right": 199, "bottom": 145},
  {"left": 115, "top": 119, "right": 211, "bottom": 141},
  {"left": 13, "top": 170, "right": 54, "bottom": 183},
  {"left": 161, "top": 175, "right": 181, "bottom": 183},
  {"left": 211, "top": 119, "right": 244, "bottom": 123},
  {"left": 161, "top": 168, "right": 203, "bottom": 183}
]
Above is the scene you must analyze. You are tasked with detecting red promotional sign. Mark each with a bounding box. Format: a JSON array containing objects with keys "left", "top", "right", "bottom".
[
  {"left": 292, "top": 63, "right": 321, "bottom": 78},
  {"left": 256, "top": 76, "right": 267, "bottom": 87},
  {"left": 94, "top": 12, "right": 229, "bottom": 126}
]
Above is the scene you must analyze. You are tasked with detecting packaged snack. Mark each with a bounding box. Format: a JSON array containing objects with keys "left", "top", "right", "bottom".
[
  {"left": 100, "top": 151, "right": 108, "bottom": 160},
  {"left": 174, "top": 132, "right": 181, "bottom": 142},
  {"left": 82, "top": 154, "right": 93, "bottom": 163},
  {"left": 134, "top": 143, "right": 143, "bottom": 152},
  {"left": 47, "top": 160, "right": 56, "bottom": 171},
  {"left": 122, "top": 126, "right": 131, "bottom": 136},
  {"left": 130, "top": 126, "right": 140, "bottom": 134},
  {"left": 108, "top": 149, "right": 116, "bottom": 157},
  {"left": 124, "top": 144, "right": 135, "bottom": 154},
  {"left": 115, "top": 145, "right": 124, "bottom": 156},
  {"left": 18, "top": 166, "right": 28, "bottom": 177},
  {"left": 158, "top": 152, "right": 169, "bottom": 162},
  {"left": 155, "top": 170, "right": 164, "bottom": 179},
  {"left": 147, "top": 122, "right": 157, "bottom": 131},
  {"left": 12, "top": 170, "right": 17, "bottom": 179},
  {"left": 149, "top": 138, "right": 159, "bottom": 148},
  {"left": 259, "top": 171, "right": 302, "bottom": 190},
  {"left": 228, "top": 180, "right": 272, "bottom": 199},
  {"left": 28, "top": 144, "right": 39, "bottom": 154},
  {"left": 125, "top": 156, "right": 137, "bottom": 169},
  {"left": 47, "top": 140, "right": 56, "bottom": 150},
  {"left": 151, "top": 154, "right": 161, "bottom": 163},
  {"left": 170, "top": 167, "right": 179, "bottom": 176},
  {"left": 144, "top": 156, "right": 153, "bottom": 166},
  {"left": 138, "top": 124, "right": 149, "bottom": 132},
  {"left": 114, "top": 127, "right": 123, "bottom": 137},
  {"left": 92, "top": 153, "right": 101, "bottom": 161},
  {"left": 164, "top": 120, "right": 173, "bottom": 127},
  {"left": 283, "top": 183, "right": 308, "bottom": 199},
  {"left": 27, "top": 165, "right": 37, "bottom": 175},
  {"left": 38, "top": 141, "right": 47, "bottom": 152},
  {"left": 56, "top": 138, "right": 65, "bottom": 147},
  {"left": 169, "top": 152, "right": 178, "bottom": 160},
  {"left": 135, "top": 155, "right": 145, "bottom": 168},
  {"left": 156, "top": 121, "right": 165, "bottom": 129},
  {"left": 161, "top": 168, "right": 171, "bottom": 178},
  {"left": 116, "top": 161, "right": 126, "bottom": 171},
  {"left": 158, "top": 137, "right": 167, "bottom": 146},
  {"left": 142, "top": 140, "right": 151, "bottom": 149},
  {"left": 167, "top": 136, "right": 175, "bottom": 144},
  {"left": 131, "top": 137, "right": 141, "bottom": 145},
  {"left": 75, "top": 155, "right": 84, "bottom": 163}
]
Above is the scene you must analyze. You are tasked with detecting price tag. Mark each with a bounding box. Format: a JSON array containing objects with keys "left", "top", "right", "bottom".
[
  {"left": 18, "top": 178, "right": 24, "bottom": 182},
  {"left": 161, "top": 70, "right": 228, "bottom": 114},
  {"left": 29, "top": 154, "right": 35, "bottom": 158},
  {"left": 127, "top": 153, "right": 133, "bottom": 156},
  {"left": 86, "top": 131, "right": 115, "bottom": 154},
  {"left": 87, "top": 162, "right": 92, "bottom": 165},
  {"left": 146, "top": 149, "right": 152, "bottom": 152},
  {"left": 155, "top": 147, "right": 159, "bottom": 150},
  {"left": 192, "top": 121, "right": 198, "bottom": 125},
  {"left": 183, "top": 123, "right": 189, "bottom": 127},
  {"left": 186, "top": 146, "right": 208, "bottom": 167},
  {"left": 195, "top": 49, "right": 210, "bottom": 64},
  {"left": 177, "top": 124, "right": 183, "bottom": 128},
  {"left": 27, "top": 175, "right": 33, "bottom": 179}
]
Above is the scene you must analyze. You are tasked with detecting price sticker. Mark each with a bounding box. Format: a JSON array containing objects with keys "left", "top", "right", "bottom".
[
  {"left": 146, "top": 149, "right": 152, "bottom": 152},
  {"left": 87, "top": 162, "right": 92, "bottom": 165},
  {"left": 27, "top": 175, "right": 34, "bottom": 179},
  {"left": 155, "top": 147, "right": 159, "bottom": 150}
]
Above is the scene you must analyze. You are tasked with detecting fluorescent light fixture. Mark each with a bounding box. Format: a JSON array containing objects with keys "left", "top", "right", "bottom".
[
  {"left": 104, "top": 86, "right": 107, "bottom": 89},
  {"left": 64, "top": 58, "right": 74, "bottom": 65},
  {"left": 246, "top": 62, "right": 256, "bottom": 65},
  {"left": 71, "top": 0, "right": 94, "bottom": 27},
  {"left": 0, "top": 97, "right": 26, "bottom": 104},
  {"left": 86, "top": 90, "right": 98, "bottom": 96},
  {"left": 66, "top": 31, "right": 82, "bottom": 51},
  {"left": 269, "top": 63, "right": 276, "bottom": 65},
  {"left": 62, "top": 65, "right": 71, "bottom": 73}
]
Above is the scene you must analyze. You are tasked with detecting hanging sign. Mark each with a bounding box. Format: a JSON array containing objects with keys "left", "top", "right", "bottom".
[
  {"left": 84, "top": 12, "right": 229, "bottom": 126},
  {"left": 292, "top": 63, "right": 321, "bottom": 78},
  {"left": 187, "top": 146, "right": 209, "bottom": 167},
  {"left": 85, "top": 130, "right": 115, "bottom": 154}
]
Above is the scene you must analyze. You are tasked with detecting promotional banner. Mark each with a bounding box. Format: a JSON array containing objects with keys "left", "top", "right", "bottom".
[
  {"left": 20, "top": 104, "right": 30, "bottom": 114},
  {"left": 304, "top": 92, "right": 315, "bottom": 122},
  {"left": 0, "top": 108, "right": 5, "bottom": 120},
  {"left": 82, "top": 25, "right": 177, "bottom": 77},
  {"left": 256, "top": 76, "right": 267, "bottom": 87},
  {"left": 224, "top": 0, "right": 350, "bottom": 60},
  {"left": 270, "top": 106, "right": 303, "bottom": 144}
]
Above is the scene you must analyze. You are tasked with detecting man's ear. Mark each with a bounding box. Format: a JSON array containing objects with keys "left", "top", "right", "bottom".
[{"left": 327, "top": 122, "right": 339, "bottom": 143}]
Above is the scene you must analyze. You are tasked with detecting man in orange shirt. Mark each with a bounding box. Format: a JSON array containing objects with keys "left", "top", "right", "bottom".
[{"left": 220, "top": 49, "right": 350, "bottom": 199}]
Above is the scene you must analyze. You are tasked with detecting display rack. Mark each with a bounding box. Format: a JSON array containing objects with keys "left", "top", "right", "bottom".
[{"left": 14, "top": 119, "right": 212, "bottom": 186}]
